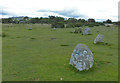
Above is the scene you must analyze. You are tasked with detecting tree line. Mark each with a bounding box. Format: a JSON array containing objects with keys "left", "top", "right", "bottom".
[{"left": 2, "top": 16, "right": 116, "bottom": 28}]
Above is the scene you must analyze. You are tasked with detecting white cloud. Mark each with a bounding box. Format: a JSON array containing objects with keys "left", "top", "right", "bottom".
[{"left": 0, "top": 0, "right": 119, "bottom": 21}]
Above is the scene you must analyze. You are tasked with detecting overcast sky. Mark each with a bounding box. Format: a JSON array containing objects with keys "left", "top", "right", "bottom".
[{"left": 0, "top": 0, "right": 119, "bottom": 22}]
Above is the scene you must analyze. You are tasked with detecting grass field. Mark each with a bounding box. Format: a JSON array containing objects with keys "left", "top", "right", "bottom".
[{"left": 2, "top": 24, "right": 118, "bottom": 81}]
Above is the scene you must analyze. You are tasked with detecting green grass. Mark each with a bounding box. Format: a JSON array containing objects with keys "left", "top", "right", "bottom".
[{"left": 2, "top": 24, "right": 118, "bottom": 81}]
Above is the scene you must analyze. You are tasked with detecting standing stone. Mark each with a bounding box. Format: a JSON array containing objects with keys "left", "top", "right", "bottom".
[
  {"left": 83, "top": 28, "right": 91, "bottom": 35},
  {"left": 94, "top": 34, "right": 104, "bottom": 44},
  {"left": 69, "top": 44, "right": 94, "bottom": 71},
  {"left": 28, "top": 27, "right": 32, "bottom": 30},
  {"left": 53, "top": 28, "right": 56, "bottom": 30},
  {"left": 72, "top": 30, "right": 75, "bottom": 33}
]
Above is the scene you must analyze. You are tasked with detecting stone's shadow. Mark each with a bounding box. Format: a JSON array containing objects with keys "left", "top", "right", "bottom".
[
  {"left": 68, "top": 63, "right": 96, "bottom": 74},
  {"left": 67, "top": 59, "right": 111, "bottom": 74},
  {"left": 69, "top": 32, "right": 82, "bottom": 34},
  {"left": 60, "top": 45, "right": 69, "bottom": 46},
  {"left": 93, "top": 42, "right": 104, "bottom": 45},
  {"left": 70, "top": 32, "right": 93, "bottom": 35},
  {"left": 82, "top": 34, "right": 93, "bottom": 35},
  {"left": 87, "top": 34, "right": 93, "bottom": 35},
  {"left": 104, "top": 43, "right": 112, "bottom": 46},
  {"left": 93, "top": 42, "right": 112, "bottom": 46}
]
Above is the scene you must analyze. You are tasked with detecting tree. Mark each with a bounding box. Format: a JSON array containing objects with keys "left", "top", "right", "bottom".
[
  {"left": 23, "top": 16, "right": 29, "bottom": 20},
  {"left": 81, "top": 19, "right": 86, "bottom": 23},
  {"left": 105, "top": 19, "right": 112, "bottom": 23},
  {"left": 88, "top": 18, "right": 95, "bottom": 23},
  {"left": 67, "top": 18, "right": 77, "bottom": 23},
  {"left": 30, "top": 18, "right": 39, "bottom": 24}
]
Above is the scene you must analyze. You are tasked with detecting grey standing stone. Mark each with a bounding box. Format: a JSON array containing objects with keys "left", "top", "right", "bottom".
[
  {"left": 83, "top": 28, "right": 91, "bottom": 35},
  {"left": 28, "top": 27, "right": 32, "bottom": 30},
  {"left": 94, "top": 34, "right": 104, "bottom": 44},
  {"left": 53, "top": 28, "right": 56, "bottom": 30},
  {"left": 72, "top": 30, "right": 75, "bottom": 33},
  {"left": 69, "top": 44, "right": 94, "bottom": 71}
]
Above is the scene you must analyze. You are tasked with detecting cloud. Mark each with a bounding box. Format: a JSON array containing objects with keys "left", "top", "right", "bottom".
[
  {"left": 37, "top": 9, "right": 51, "bottom": 13},
  {"left": 0, "top": 12, "right": 8, "bottom": 15},
  {"left": 0, "top": 10, "right": 17, "bottom": 18},
  {"left": 54, "top": 9, "right": 87, "bottom": 18},
  {"left": 37, "top": 8, "right": 87, "bottom": 18},
  {"left": 0, "top": 10, "right": 14, "bottom": 16},
  {"left": 95, "top": 19, "right": 107, "bottom": 22}
]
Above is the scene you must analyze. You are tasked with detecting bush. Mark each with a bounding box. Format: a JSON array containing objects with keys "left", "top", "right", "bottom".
[
  {"left": 66, "top": 23, "right": 75, "bottom": 28},
  {"left": 88, "top": 24, "right": 94, "bottom": 27},
  {"left": 85, "top": 23, "right": 101, "bottom": 27},
  {"left": 98, "top": 23, "right": 104, "bottom": 26},
  {"left": 88, "top": 23, "right": 100, "bottom": 27},
  {"left": 51, "top": 22, "right": 64, "bottom": 28},
  {"left": 74, "top": 23, "right": 83, "bottom": 27},
  {"left": 106, "top": 25, "right": 110, "bottom": 27},
  {"left": 84, "top": 23, "right": 89, "bottom": 26},
  {"left": 94, "top": 23, "right": 99, "bottom": 26}
]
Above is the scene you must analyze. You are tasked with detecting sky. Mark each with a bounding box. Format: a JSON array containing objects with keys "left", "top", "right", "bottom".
[{"left": 0, "top": 0, "right": 119, "bottom": 22}]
